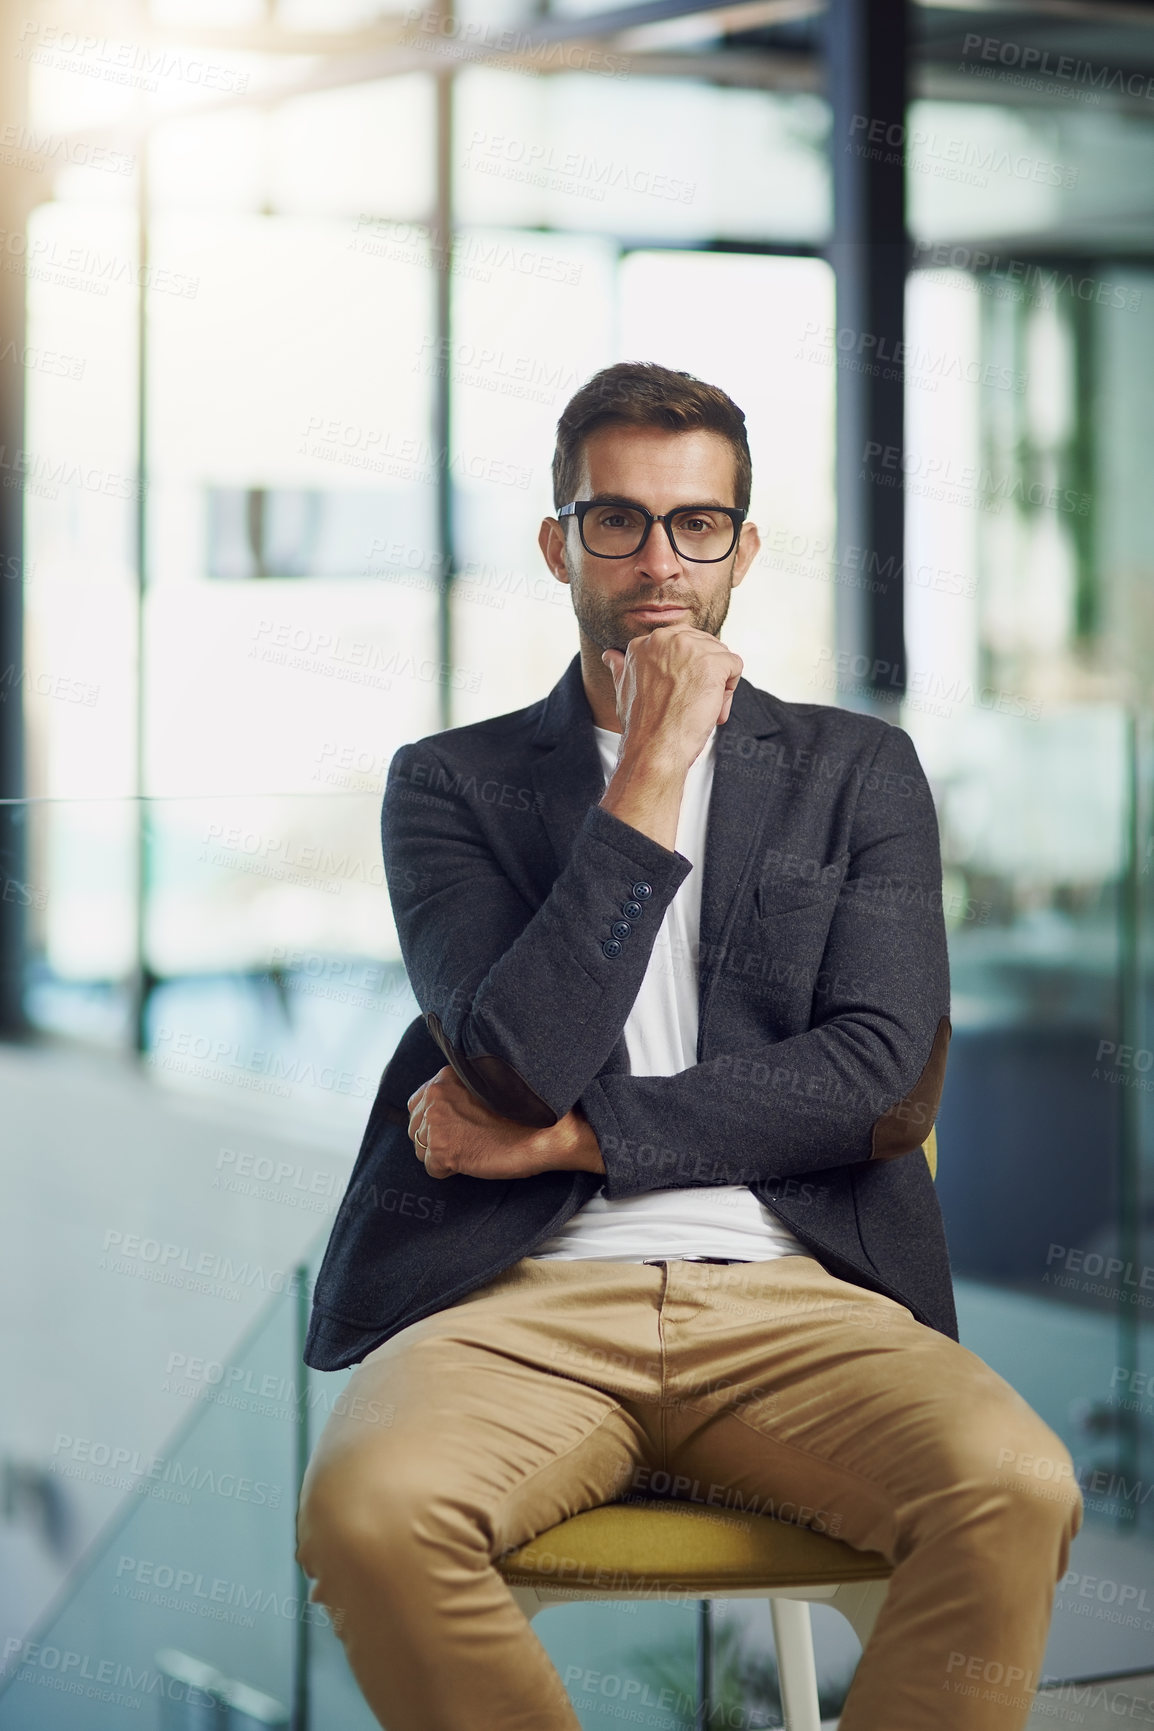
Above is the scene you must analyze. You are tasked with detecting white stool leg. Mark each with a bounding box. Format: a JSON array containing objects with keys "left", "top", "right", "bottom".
[
  {"left": 507, "top": 1584, "right": 543, "bottom": 1622},
  {"left": 826, "top": 1577, "right": 890, "bottom": 1649},
  {"left": 770, "top": 1596, "right": 822, "bottom": 1731}
]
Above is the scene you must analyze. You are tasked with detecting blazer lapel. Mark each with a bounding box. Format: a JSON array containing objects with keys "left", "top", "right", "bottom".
[
  {"left": 528, "top": 653, "right": 608, "bottom": 873},
  {"left": 695, "top": 677, "right": 783, "bottom": 1052}
]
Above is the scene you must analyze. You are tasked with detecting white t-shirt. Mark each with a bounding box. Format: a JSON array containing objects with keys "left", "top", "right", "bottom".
[{"left": 530, "top": 722, "right": 811, "bottom": 1263}]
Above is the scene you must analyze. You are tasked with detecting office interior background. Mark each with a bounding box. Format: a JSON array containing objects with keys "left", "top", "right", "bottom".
[{"left": 1, "top": 0, "right": 1154, "bottom": 1724}]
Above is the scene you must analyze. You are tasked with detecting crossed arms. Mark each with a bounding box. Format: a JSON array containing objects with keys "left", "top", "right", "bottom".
[{"left": 387, "top": 719, "right": 951, "bottom": 1198}]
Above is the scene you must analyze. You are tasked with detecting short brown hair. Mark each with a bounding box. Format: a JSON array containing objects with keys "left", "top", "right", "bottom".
[{"left": 552, "top": 361, "right": 752, "bottom": 513}]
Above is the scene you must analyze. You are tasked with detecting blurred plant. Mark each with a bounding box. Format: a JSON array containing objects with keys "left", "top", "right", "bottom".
[
  {"left": 624, "top": 1607, "right": 857, "bottom": 1728},
  {"left": 1, "top": 1456, "right": 75, "bottom": 1560}
]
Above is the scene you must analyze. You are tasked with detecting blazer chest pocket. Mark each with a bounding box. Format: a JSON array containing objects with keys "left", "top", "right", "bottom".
[{"left": 754, "top": 850, "right": 850, "bottom": 919}]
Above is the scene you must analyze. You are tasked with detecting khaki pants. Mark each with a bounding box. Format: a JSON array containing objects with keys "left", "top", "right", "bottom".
[{"left": 296, "top": 1253, "right": 1083, "bottom": 1731}]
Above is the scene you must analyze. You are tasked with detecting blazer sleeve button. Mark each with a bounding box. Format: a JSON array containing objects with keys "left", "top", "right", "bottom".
[
  {"left": 631, "top": 881, "right": 653, "bottom": 899},
  {"left": 610, "top": 920, "right": 632, "bottom": 939},
  {"left": 622, "top": 900, "right": 643, "bottom": 920},
  {"left": 602, "top": 938, "right": 624, "bottom": 959}
]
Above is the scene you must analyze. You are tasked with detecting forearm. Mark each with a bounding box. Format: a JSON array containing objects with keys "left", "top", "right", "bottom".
[
  {"left": 407, "top": 1064, "right": 606, "bottom": 1179},
  {"left": 599, "top": 742, "right": 688, "bottom": 853},
  {"left": 579, "top": 1011, "right": 950, "bottom": 1197},
  {"left": 541, "top": 1105, "right": 606, "bottom": 1174}
]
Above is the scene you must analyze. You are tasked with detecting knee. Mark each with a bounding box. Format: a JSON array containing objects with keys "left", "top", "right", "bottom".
[
  {"left": 297, "top": 1450, "right": 384, "bottom": 1575},
  {"left": 296, "top": 1446, "right": 479, "bottom": 1579},
  {"left": 958, "top": 1405, "right": 1084, "bottom": 1536},
  {"left": 991, "top": 1430, "right": 1083, "bottom": 1532}
]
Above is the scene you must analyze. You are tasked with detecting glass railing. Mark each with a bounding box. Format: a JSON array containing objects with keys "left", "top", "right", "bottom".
[
  {"left": 0, "top": 707, "right": 1151, "bottom": 1726},
  {"left": 0, "top": 791, "right": 414, "bottom": 1728},
  {"left": 0, "top": 1261, "right": 308, "bottom": 1730}
]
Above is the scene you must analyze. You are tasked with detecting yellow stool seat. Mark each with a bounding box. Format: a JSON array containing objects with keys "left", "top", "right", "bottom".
[
  {"left": 498, "top": 1497, "right": 892, "bottom": 1595},
  {"left": 923, "top": 1124, "right": 937, "bottom": 1180}
]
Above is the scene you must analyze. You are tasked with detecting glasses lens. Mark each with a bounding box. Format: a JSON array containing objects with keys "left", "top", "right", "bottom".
[
  {"left": 668, "top": 509, "right": 738, "bottom": 561},
  {"left": 580, "top": 505, "right": 648, "bottom": 556}
]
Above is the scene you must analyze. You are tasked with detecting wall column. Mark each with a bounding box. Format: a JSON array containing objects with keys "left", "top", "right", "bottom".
[{"left": 827, "top": 0, "right": 910, "bottom": 713}]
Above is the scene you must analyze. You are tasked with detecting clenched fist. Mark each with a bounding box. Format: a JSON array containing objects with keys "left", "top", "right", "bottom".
[
  {"left": 407, "top": 1066, "right": 605, "bottom": 1180},
  {"left": 602, "top": 624, "right": 742, "bottom": 775}
]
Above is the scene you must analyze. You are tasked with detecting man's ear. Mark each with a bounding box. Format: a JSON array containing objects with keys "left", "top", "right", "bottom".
[
  {"left": 730, "top": 519, "right": 760, "bottom": 590},
  {"left": 538, "top": 516, "right": 571, "bottom": 585}
]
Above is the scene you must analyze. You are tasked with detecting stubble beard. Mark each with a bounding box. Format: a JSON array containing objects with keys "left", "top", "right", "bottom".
[{"left": 569, "top": 567, "right": 735, "bottom": 654}]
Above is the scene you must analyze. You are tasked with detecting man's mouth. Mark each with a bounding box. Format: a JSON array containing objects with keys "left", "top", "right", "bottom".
[{"left": 623, "top": 603, "right": 691, "bottom": 618}]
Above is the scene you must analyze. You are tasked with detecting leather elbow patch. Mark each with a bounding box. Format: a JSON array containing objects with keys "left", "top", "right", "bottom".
[
  {"left": 425, "top": 1011, "right": 558, "bottom": 1128},
  {"left": 870, "top": 1016, "right": 951, "bottom": 1161}
]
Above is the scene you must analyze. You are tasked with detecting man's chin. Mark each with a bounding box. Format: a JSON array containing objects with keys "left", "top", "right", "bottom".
[{"left": 619, "top": 614, "right": 696, "bottom": 638}]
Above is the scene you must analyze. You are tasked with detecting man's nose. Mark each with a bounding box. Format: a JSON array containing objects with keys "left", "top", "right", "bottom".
[{"left": 636, "top": 519, "right": 683, "bottom": 578}]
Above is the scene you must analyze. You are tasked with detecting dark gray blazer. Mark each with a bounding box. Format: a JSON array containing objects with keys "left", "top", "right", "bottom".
[{"left": 305, "top": 651, "right": 955, "bottom": 1372}]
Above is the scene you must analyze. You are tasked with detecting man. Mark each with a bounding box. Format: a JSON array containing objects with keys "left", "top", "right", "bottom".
[{"left": 296, "top": 362, "right": 1082, "bottom": 1731}]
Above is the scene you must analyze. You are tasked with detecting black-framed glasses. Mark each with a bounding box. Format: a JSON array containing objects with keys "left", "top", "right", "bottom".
[{"left": 558, "top": 499, "right": 746, "bottom": 563}]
